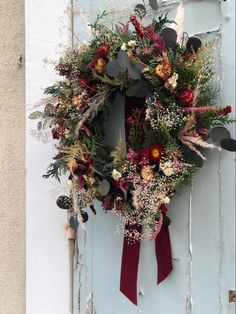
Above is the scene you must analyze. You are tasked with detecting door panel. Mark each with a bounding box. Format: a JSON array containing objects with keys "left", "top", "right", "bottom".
[{"left": 73, "top": 1, "right": 235, "bottom": 313}]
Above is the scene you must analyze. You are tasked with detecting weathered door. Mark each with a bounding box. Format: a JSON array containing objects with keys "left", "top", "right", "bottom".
[{"left": 73, "top": 1, "right": 235, "bottom": 313}]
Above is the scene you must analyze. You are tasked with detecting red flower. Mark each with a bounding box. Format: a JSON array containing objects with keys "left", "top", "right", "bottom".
[
  {"left": 51, "top": 125, "right": 65, "bottom": 139},
  {"left": 96, "top": 45, "right": 109, "bottom": 57},
  {"left": 138, "top": 147, "right": 150, "bottom": 165},
  {"left": 178, "top": 88, "right": 194, "bottom": 107},
  {"left": 144, "top": 25, "right": 166, "bottom": 52},
  {"left": 52, "top": 128, "right": 59, "bottom": 139},
  {"left": 115, "top": 199, "right": 125, "bottom": 211},
  {"left": 102, "top": 194, "right": 114, "bottom": 210},
  {"left": 216, "top": 105, "right": 232, "bottom": 116},
  {"left": 86, "top": 58, "right": 97, "bottom": 70},
  {"left": 149, "top": 144, "right": 164, "bottom": 162},
  {"left": 222, "top": 105, "right": 232, "bottom": 115},
  {"left": 127, "top": 148, "right": 139, "bottom": 164},
  {"left": 160, "top": 204, "right": 168, "bottom": 213},
  {"left": 79, "top": 76, "right": 90, "bottom": 89},
  {"left": 180, "top": 53, "right": 193, "bottom": 61}
]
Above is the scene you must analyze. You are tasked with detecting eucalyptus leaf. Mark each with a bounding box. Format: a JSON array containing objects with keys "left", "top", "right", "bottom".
[
  {"left": 56, "top": 195, "right": 73, "bottom": 209},
  {"left": 44, "top": 103, "right": 54, "bottom": 116},
  {"left": 161, "top": 28, "right": 177, "bottom": 48},
  {"left": 37, "top": 121, "right": 43, "bottom": 131},
  {"left": 127, "top": 63, "right": 141, "bottom": 80},
  {"left": 43, "top": 118, "right": 49, "bottom": 129},
  {"left": 186, "top": 37, "right": 202, "bottom": 53},
  {"left": 126, "top": 80, "right": 149, "bottom": 97},
  {"left": 149, "top": 0, "right": 158, "bottom": 11},
  {"left": 134, "top": 4, "right": 146, "bottom": 19},
  {"left": 106, "top": 60, "right": 121, "bottom": 77},
  {"left": 118, "top": 50, "right": 130, "bottom": 69},
  {"left": 28, "top": 111, "right": 43, "bottom": 119},
  {"left": 220, "top": 138, "right": 236, "bottom": 152},
  {"left": 81, "top": 210, "right": 89, "bottom": 223},
  {"left": 69, "top": 216, "right": 79, "bottom": 230},
  {"left": 209, "top": 126, "right": 231, "bottom": 146},
  {"left": 96, "top": 179, "right": 110, "bottom": 196}
]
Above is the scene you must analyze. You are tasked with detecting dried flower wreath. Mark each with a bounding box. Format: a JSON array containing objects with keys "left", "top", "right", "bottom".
[{"left": 30, "top": 9, "right": 235, "bottom": 304}]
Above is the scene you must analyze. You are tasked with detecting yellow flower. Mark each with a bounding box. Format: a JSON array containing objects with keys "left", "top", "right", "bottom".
[
  {"left": 84, "top": 175, "right": 96, "bottom": 185},
  {"left": 72, "top": 95, "right": 80, "bottom": 106},
  {"left": 95, "top": 58, "right": 106, "bottom": 73},
  {"left": 68, "top": 159, "right": 78, "bottom": 172},
  {"left": 141, "top": 165, "right": 154, "bottom": 182},
  {"left": 155, "top": 60, "right": 172, "bottom": 80}
]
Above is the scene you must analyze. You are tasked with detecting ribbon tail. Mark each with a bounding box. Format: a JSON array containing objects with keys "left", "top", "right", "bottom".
[
  {"left": 155, "top": 225, "right": 173, "bottom": 284},
  {"left": 120, "top": 224, "right": 142, "bottom": 305}
]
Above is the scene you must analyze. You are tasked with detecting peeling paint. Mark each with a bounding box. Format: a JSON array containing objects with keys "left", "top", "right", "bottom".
[
  {"left": 85, "top": 292, "right": 97, "bottom": 314},
  {"left": 186, "top": 182, "right": 193, "bottom": 314},
  {"left": 218, "top": 149, "right": 224, "bottom": 314}
]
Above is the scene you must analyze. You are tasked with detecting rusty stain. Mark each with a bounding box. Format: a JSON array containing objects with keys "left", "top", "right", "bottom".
[{"left": 229, "top": 290, "right": 236, "bottom": 303}]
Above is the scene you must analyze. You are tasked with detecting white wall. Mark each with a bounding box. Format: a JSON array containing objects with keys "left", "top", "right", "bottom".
[{"left": 26, "top": 1, "right": 71, "bottom": 313}]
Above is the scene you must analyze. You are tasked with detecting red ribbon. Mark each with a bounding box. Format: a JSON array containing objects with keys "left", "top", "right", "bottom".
[
  {"left": 156, "top": 225, "right": 173, "bottom": 284},
  {"left": 120, "top": 96, "right": 173, "bottom": 305},
  {"left": 120, "top": 224, "right": 142, "bottom": 305},
  {"left": 120, "top": 224, "right": 172, "bottom": 305}
]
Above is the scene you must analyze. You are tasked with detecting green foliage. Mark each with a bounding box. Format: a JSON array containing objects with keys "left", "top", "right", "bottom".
[
  {"left": 153, "top": 13, "right": 176, "bottom": 34},
  {"left": 43, "top": 159, "right": 68, "bottom": 182}
]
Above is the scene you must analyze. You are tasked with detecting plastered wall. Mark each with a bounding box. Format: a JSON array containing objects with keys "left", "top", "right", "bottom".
[{"left": 0, "top": 0, "right": 25, "bottom": 313}]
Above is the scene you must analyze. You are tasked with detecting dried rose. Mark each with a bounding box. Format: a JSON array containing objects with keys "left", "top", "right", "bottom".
[
  {"left": 52, "top": 128, "right": 59, "bottom": 139},
  {"left": 102, "top": 194, "right": 114, "bottom": 210},
  {"left": 139, "top": 147, "right": 150, "bottom": 165},
  {"left": 78, "top": 76, "right": 90, "bottom": 89},
  {"left": 96, "top": 45, "right": 109, "bottom": 57},
  {"left": 51, "top": 125, "right": 65, "bottom": 139},
  {"left": 160, "top": 204, "right": 168, "bottom": 213},
  {"left": 86, "top": 58, "right": 97, "bottom": 70},
  {"left": 178, "top": 88, "right": 194, "bottom": 107}
]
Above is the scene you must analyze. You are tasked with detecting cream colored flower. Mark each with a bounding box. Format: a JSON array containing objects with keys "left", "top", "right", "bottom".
[
  {"left": 78, "top": 42, "right": 88, "bottom": 54},
  {"left": 128, "top": 40, "right": 136, "bottom": 48},
  {"left": 160, "top": 160, "right": 172, "bottom": 170},
  {"left": 160, "top": 161, "right": 174, "bottom": 176},
  {"left": 121, "top": 43, "right": 127, "bottom": 51},
  {"left": 163, "top": 196, "right": 170, "bottom": 204},
  {"left": 141, "top": 165, "right": 154, "bottom": 182},
  {"left": 111, "top": 169, "right": 122, "bottom": 181},
  {"left": 163, "top": 167, "right": 175, "bottom": 177},
  {"left": 167, "top": 72, "right": 178, "bottom": 90}
]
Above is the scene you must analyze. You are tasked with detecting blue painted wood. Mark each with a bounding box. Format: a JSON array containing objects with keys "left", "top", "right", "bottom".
[{"left": 73, "top": 1, "right": 235, "bottom": 313}]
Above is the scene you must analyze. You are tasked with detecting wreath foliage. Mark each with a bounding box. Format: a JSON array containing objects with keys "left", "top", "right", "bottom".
[{"left": 30, "top": 12, "right": 235, "bottom": 241}]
